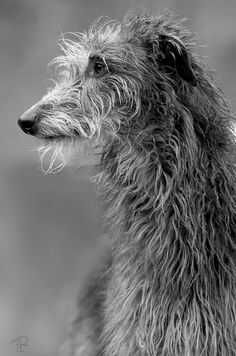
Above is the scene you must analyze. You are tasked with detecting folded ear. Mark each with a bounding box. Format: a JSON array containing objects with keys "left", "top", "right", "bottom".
[{"left": 158, "top": 34, "right": 197, "bottom": 86}]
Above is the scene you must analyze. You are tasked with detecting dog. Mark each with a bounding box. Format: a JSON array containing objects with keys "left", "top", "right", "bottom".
[{"left": 18, "top": 12, "right": 236, "bottom": 356}]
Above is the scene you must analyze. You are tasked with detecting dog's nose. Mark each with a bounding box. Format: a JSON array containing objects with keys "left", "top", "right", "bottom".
[
  {"left": 18, "top": 117, "right": 37, "bottom": 135},
  {"left": 18, "top": 103, "right": 40, "bottom": 135}
]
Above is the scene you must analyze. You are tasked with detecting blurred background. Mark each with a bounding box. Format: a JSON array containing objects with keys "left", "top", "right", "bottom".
[{"left": 1, "top": 0, "right": 236, "bottom": 355}]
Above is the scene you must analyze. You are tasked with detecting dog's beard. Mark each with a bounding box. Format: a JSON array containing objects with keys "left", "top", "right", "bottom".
[
  {"left": 38, "top": 137, "right": 100, "bottom": 174},
  {"left": 38, "top": 139, "right": 69, "bottom": 174}
]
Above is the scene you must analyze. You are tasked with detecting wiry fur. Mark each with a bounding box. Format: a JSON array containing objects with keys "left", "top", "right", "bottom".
[{"left": 18, "top": 12, "right": 236, "bottom": 356}]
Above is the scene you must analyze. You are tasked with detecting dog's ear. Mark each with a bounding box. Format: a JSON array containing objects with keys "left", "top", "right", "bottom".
[{"left": 155, "top": 34, "right": 197, "bottom": 86}]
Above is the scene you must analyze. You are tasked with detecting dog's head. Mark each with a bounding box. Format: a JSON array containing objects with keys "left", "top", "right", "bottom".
[{"left": 18, "top": 13, "right": 197, "bottom": 172}]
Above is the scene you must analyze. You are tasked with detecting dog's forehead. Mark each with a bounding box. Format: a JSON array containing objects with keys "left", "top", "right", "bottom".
[
  {"left": 88, "top": 21, "right": 122, "bottom": 45},
  {"left": 82, "top": 23, "right": 146, "bottom": 69},
  {"left": 58, "top": 20, "right": 147, "bottom": 76},
  {"left": 59, "top": 23, "right": 122, "bottom": 74},
  {"left": 86, "top": 22, "right": 135, "bottom": 59},
  {"left": 85, "top": 23, "right": 122, "bottom": 56}
]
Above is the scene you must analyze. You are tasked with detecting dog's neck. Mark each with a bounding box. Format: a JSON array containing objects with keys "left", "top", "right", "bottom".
[
  {"left": 99, "top": 102, "right": 236, "bottom": 288},
  {"left": 98, "top": 115, "right": 236, "bottom": 354},
  {"left": 102, "top": 134, "right": 231, "bottom": 250}
]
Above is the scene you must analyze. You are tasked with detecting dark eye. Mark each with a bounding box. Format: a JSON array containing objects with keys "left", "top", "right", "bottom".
[
  {"left": 94, "top": 60, "right": 106, "bottom": 75},
  {"left": 87, "top": 55, "right": 108, "bottom": 77}
]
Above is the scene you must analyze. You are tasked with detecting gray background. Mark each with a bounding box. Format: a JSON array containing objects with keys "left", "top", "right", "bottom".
[{"left": 1, "top": 0, "right": 236, "bottom": 355}]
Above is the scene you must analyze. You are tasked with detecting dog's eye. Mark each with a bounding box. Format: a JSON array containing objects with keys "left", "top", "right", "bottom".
[
  {"left": 87, "top": 55, "right": 108, "bottom": 77},
  {"left": 94, "top": 60, "right": 106, "bottom": 74}
]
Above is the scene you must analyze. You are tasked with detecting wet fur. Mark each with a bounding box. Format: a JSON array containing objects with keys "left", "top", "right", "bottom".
[{"left": 20, "top": 13, "right": 236, "bottom": 356}]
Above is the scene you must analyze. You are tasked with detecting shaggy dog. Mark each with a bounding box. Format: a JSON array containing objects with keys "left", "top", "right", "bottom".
[{"left": 18, "top": 12, "right": 236, "bottom": 356}]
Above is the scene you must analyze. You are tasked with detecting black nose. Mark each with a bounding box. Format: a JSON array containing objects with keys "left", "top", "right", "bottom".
[
  {"left": 17, "top": 117, "right": 37, "bottom": 135},
  {"left": 18, "top": 102, "right": 41, "bottom": 135}
]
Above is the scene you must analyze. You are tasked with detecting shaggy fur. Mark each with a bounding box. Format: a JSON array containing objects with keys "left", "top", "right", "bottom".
[{"left": 18, "top": 12, "right": 236, "bottom": 356}]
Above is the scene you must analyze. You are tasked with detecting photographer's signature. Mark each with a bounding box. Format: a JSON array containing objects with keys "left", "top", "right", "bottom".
[{"left": 10, "top": 336, "right": 29, "bottom": 352}]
